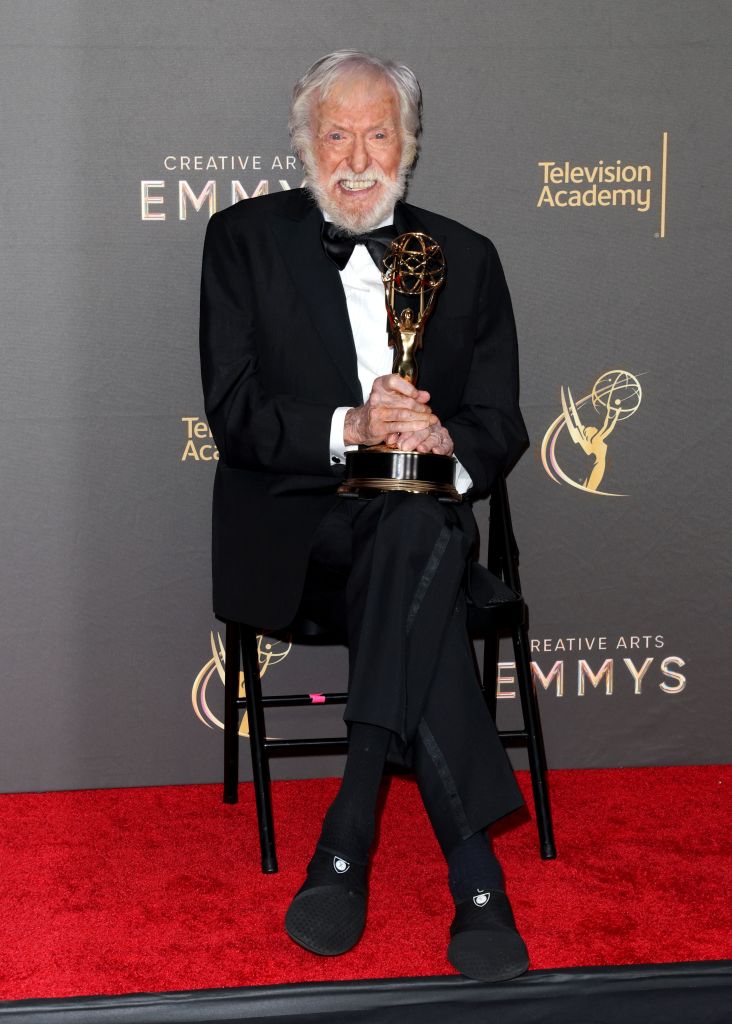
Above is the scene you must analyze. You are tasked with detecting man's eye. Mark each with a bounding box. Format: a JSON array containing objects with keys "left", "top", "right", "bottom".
[{"left": 328, "top": 132, "right": 344, "bottom": 141}]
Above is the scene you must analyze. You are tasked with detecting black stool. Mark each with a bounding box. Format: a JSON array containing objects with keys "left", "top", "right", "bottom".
[{"left": 223, "top": 477, "right": 556, "bottom": 873}]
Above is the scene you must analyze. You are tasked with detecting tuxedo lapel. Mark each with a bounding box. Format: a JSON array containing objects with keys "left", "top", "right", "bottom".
[
  {"left": 394, "top": 201, "right": 445, "bottom": 250},
  {"left": 270, "top": 195, "right": 362, "bottom": 405}
]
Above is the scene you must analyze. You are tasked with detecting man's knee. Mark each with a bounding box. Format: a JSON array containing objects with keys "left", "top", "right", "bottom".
[{"left": 357, "top": 492, "right": 455, "bottom": 554}]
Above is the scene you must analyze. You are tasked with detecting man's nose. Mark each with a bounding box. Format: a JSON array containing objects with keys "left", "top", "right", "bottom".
[{"left": 348, "top": 134, "right": 369, "bottom": 174}]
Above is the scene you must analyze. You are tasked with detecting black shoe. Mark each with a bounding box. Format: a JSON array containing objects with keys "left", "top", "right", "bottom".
[
  {"left": 285, "top": 849, "right": 367, "bottom": 956},
  {"left": 447, "top": 889, "right": 529, "bottom": 982}
]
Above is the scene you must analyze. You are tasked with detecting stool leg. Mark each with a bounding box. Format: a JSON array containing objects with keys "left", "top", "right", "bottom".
[
  {"left": 513, "top": 619, "right": 557, "bottom": 860},
  {"left": 240, "top": 626, "right": 278, "bottom": 874},
  {"left": 223, "top": 622, "right": 240, "bottom": 804},
  {"left": 482, "top": 628, "right": 499, "bottom": 721}
]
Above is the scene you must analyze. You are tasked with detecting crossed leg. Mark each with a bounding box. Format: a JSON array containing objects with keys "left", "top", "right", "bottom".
[{"left": 286, "top": 492, "right": 528, "bottom": 978}]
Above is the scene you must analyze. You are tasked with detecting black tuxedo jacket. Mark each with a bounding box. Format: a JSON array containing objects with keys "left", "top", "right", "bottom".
[{"left": 199, "top": 188, "right": 528, "bottom": 627}]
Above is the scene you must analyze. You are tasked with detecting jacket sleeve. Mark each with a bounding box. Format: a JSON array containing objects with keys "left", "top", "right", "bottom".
[
  {"left": 443, "top": 239, "right": 529, "bottom": 501},
  {"left": 199, "top": 211, "right": 336, "bottom": 475}
]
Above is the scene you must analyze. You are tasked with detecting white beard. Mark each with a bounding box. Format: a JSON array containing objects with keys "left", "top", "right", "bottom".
[{"left": 303, "top": 156, "right": 409, "bottom": 235}]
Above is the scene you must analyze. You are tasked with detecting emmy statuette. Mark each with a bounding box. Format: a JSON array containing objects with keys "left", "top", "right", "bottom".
[{"left": 338, "top": 232, "right": 460, "bottom": 501}]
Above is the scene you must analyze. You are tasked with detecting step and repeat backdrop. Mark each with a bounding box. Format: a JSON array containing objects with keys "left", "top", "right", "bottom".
[{"left": 1, "top": 1, "right": 729, "bottom": 792}]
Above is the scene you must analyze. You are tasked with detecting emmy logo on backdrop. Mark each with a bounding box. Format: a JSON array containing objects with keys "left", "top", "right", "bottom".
[
  {"left": 192, "top": 630, "right": 291, "bottom": 735},
  {"left": 541, "top": 370, "right": 643, "bottom": 496},
  {"left": 338, "top": 231, "right": 460, "bottom": 500}
]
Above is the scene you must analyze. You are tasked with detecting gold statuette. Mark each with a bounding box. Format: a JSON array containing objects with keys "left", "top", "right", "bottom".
[{"left": 338, "top": 232, "right": 459, "bottom": 501}]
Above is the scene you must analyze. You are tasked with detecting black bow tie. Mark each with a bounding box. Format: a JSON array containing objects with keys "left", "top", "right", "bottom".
[{"left": 321, "top": 221, "right": 398, "bottom": 271}]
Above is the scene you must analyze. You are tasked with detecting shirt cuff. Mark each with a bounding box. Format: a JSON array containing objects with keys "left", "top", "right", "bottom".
[
  {"left": 329, "top": 407, "right": 357, "bottom": 465},
  {"left": 454, "top": 458, "right": 473, "bottom": 495}
]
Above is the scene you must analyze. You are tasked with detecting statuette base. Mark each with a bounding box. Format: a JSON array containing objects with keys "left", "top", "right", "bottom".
[{"left": 337, "top": 447, "right": 460, "bottom": 502}]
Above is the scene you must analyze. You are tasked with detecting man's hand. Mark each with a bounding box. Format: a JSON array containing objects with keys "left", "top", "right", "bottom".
[
  {"left": 390, "top": 422, "right": 455, "bottom": 456},
  {"left": 344, "top": 374, "right": 438, "bottom": 446}
]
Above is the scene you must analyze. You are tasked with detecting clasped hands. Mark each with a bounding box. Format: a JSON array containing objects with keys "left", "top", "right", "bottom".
[{"left": 344, "top": 374, "right": 454, "bottom": 456}]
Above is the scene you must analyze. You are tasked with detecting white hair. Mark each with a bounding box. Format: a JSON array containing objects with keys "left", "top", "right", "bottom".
[{"left": 289, "top": 49, "right": 422, "bottom": 169}]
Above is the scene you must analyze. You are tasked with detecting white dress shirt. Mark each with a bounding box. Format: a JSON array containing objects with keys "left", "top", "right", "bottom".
[{"left": 325, "top": 213, "right": 473, "bottom": 495}]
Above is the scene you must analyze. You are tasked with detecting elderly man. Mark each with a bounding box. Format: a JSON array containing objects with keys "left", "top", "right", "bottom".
[{"left": 200, "top": 50, "right": 530, "bottom": 981}]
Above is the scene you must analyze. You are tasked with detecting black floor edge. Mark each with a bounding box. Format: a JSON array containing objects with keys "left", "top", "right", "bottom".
[{"left": 1, "top": 961, "right": 731, "bottom": 1024}]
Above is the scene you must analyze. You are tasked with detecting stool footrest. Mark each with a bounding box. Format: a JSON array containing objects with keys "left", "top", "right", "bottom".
[
  {"left": 500, "top": 729, "right": 529, "bottom": 745},
  {"left": 263, "top": 737, "right": 348, "bottom": 752},
  {"left": 236, "top": 693, "right": 348, "bottom": 709}
]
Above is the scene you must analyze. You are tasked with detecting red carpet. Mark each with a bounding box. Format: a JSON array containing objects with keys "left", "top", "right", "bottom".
[{"left": 0, "top": 766, "right": 729, "bottom": 1000}]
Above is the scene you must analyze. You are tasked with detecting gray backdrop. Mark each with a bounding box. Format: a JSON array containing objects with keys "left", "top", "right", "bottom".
[{"left": 1, "top": 0, "right": 730, "bottom": 793}]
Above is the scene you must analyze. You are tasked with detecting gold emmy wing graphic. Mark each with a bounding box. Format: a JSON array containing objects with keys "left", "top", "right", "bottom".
[
  {"left": 192, "top": 630, "right": 292, "bottom": 736},
  {"left": 541, "top": 370, "right": 642, "bottom": 496}
]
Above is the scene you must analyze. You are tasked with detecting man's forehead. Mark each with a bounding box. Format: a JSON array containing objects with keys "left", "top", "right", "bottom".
[{"left": 315, "top": 77, "right": 399, "bottom": 125}]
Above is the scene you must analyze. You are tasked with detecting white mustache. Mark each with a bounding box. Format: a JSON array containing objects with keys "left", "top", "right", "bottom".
[{"left": 328, "top": 166, "right": 389, "bottom": 187}]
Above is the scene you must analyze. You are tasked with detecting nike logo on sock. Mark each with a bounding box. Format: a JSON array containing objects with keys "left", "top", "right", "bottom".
[{"left": 333, "top": 856, "right": 350, "bottom": 874}]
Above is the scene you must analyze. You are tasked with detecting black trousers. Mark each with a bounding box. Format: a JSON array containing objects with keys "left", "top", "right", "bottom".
[{"left": 299, "top": 492, "right": 524, "bottom": 851}]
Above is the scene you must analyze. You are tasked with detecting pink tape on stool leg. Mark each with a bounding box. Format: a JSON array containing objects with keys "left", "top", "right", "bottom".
[{"left": 309, "top": 693, "right": 326, "bottom": 704}]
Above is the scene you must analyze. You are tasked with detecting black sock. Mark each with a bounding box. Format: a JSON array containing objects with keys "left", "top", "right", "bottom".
[
  {"left": 447, "top": 830, "right": 505, "bottom": 903},
  {"left": 317, "top": 721, "right": 391, "bottom": 865}
]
